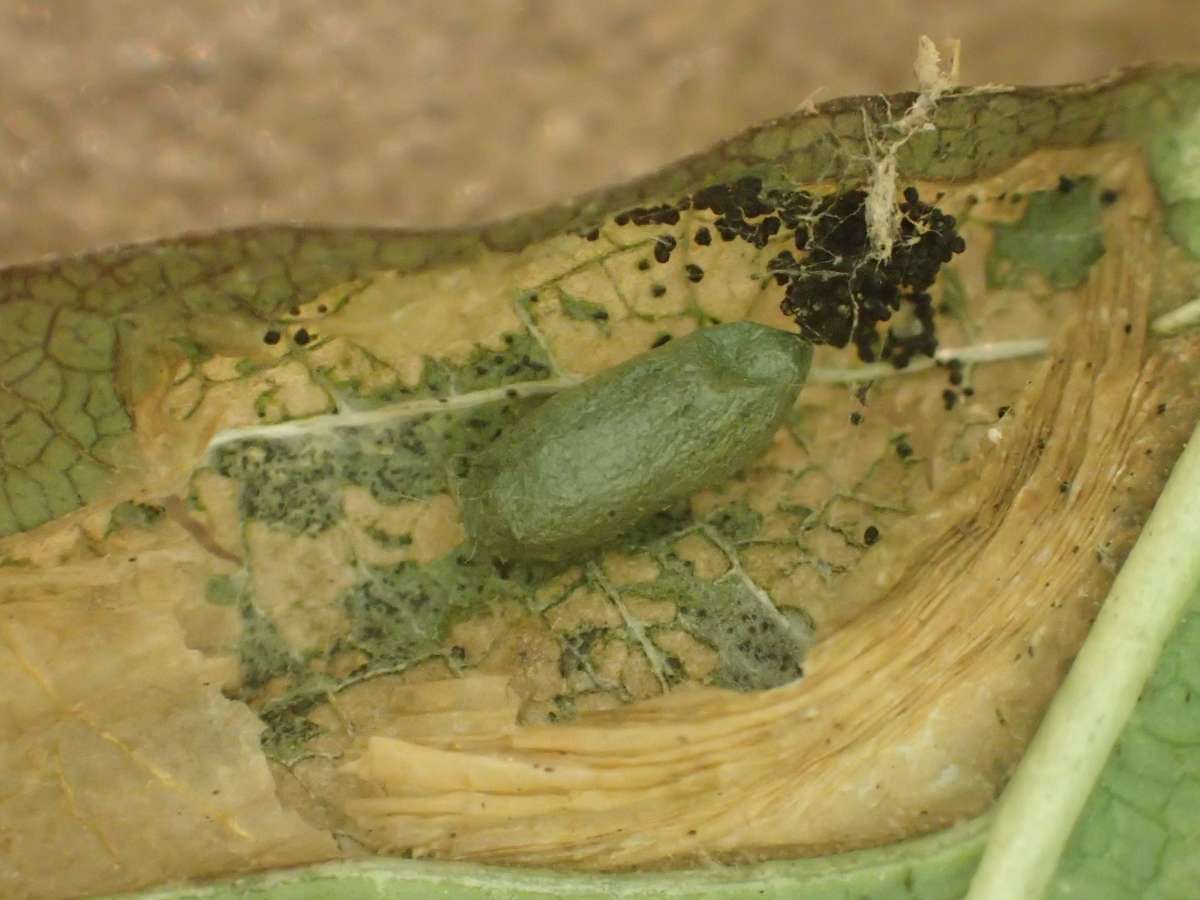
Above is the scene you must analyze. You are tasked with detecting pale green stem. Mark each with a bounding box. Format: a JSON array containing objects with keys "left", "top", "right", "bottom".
[
  {"left": 204, "top": 375, "right": 583, "bottom": 455},
  {"left": 966, "top": 421, "right": 1200, "bottom": 900},
  {"left": 809, "top": 338, "right": 1047, "bottom": 384}
]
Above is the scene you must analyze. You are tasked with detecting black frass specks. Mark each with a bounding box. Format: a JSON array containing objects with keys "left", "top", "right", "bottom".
[
  {"left": 946, "top": 358, "right": 964, "bottom": 385},
  {"left": 609, "top": 175, "right": 964, "bottom": 374},
  {"left": 653, "top": 235, "right": 677, "bottom": 264},
  {"left": 778, "top": 185, "right": 966, "bottom": 367},
  {"left": 766, "top": 251, "right": 796, "bottom": 286},
  {"left": 691, "top": 176, "right": 795, "bottom": 248},
  {"left": 613, "top": 204, "right": 683, "bottom": 227}
]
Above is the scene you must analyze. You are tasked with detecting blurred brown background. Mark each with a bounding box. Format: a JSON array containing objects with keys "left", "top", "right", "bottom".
[{"left": 2, "top": 0, "right": 1197, "bottom": 265}]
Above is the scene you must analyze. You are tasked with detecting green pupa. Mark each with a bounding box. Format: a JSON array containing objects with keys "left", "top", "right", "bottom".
[{"left": 459, "top": 321, "right": 812, "bottom": 560}]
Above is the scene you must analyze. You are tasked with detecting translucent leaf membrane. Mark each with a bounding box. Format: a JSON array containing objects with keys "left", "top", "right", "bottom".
[{"left": 2, "top": 65, "right": 1200, "bottom": 899}]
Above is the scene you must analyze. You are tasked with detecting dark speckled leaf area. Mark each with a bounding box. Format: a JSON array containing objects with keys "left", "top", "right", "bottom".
[{"left": 4, "top": 64, "right": 1200, "bottom": 900}]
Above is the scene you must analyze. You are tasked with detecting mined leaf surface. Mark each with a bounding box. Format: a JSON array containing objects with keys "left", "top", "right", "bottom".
[{"left": 2, "top": 66, "right": 1200, "bottom": 900}]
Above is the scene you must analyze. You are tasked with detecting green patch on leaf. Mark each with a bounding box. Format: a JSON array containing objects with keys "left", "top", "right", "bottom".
[
  {"left": 642, "top": 572, "right": 811, "bottom": 692},
  {"left": 706, "top": 501, "right": 763, "bottom": 543},
  {"left": 234, "top": 595, "right": 300, "bottom": 692},
  {"left": 363, "top": 527, "right": 413, "bottom": 548},
  {"left": 406, "top": 330, "right": 553, "bottom": 400},
  {"left": 988, "top": 176, "right": 1106, "bottom": 290},
  {"left": 559, "top": 290, "right": 611, "bottom": 334},
  {"left": 205, "top": 574, "right": 240, "bottom": 607},
  {"left": 170, "top": 335, "right": 211, "bottom": 364},
  {"left": 236, "top": 358, "right": 265, "bottom": 377},
  {"left": 107, "top": 500, "right": 165, "bottom": 533}
]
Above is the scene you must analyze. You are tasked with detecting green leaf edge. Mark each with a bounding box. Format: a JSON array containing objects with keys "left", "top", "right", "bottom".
[{"left": 104, "top": 814, "right": 990, "bottom": 900}]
